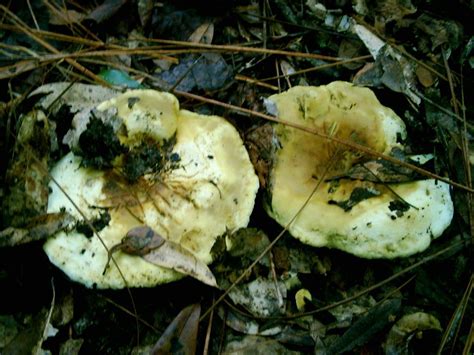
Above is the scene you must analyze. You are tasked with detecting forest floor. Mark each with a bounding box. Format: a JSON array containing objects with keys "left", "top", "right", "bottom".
[{"left": 0, "top": 0, "right": 473, "bottom": 354}]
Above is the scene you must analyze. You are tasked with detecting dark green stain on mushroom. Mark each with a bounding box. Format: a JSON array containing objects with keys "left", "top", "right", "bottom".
[{"left": 328, "top": 187, "right": 381, "bottom": 211}]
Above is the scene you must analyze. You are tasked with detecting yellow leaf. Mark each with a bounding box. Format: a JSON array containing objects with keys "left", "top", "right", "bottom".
[{"left": 295, "top": 289, "right": 312, "bottom": 311}]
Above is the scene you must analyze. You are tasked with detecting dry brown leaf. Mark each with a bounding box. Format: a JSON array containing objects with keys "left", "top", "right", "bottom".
[
  {"left": 48, "top": 9, "right": 85, "bottom": 25},
  {"left": 107, "top": 226, "right": 218, "bottom": 287},
  {"left": 188, "top": 23, "right": 214, "bottom": 44},
  {"left": 245, "top": 124, "right": 274, "bottom": 188},
  {"left": 86, "top": 0, "right": 128, "bottom": 23},
  {"left": 415, "top": 64, "right": 436, "bottom": 87},
  {"left": 3, "top": 109, "right": 51, "bottom": 227},
  {"left": 137, "top": 0, "right": 154, "bottom": 27},
  {"left": 279, "top": 60, "right": 296, "bottom": 77},
  {"left": 151, "top": 304, "right": 200, "bottom": 355},
  {"left": 0, "top": 212, "right": 74, "bottom": 247}
]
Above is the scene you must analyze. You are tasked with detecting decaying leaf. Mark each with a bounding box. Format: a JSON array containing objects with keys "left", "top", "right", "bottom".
[
  {"left": 217, "top": 306, "right": 283, "bottom": 336},
  {"left": 245, "top": 124, "right": 275, "bottom": 188},
  {"left": 30, "top": 83, "right": 118, "bottom": 150},
  {"left": 226, "top": 228, "right": 270, "bottom": 260},
  {"left": 1, "top": 308, "right": 56, "bottom": 354},
  {"left": 0, "top": 60, "right": 51, "bottom": 80},
  {"left": 30, "top": 82, "right": 118, "bottom": 116},
  {"left": 0, "top": 315, "right": 18, "bottom": 348},
  {"left": 48, "top": 9, "right": 86, "bottom": 25},
  {"left": 223, "top": 335, "right": 299, "bottom": 354},
  {"left": 328, "top": 292, "right": 377, "bottom": 324},
  {"left": 385, "top": 312, "right": 442, "bottom": 355},
  {"left": 328, "top": 298, "right": 401, "bottom": 354},
  {"left": 188, "top": 23, "right": 214, "bottom": 44},
  {"left": 352, "top": 24, "right": 420, "bottom": 104},
  {"left": 137, "top": 0, "right": 154, "bottom": 27},
  {"left": 2, "top": 109, "right": 52, "bottom": 227},
  {"left": 59, "top": 338, "right": 84, "bottom": 355},
  {"left": 155, "top": 53, "right": 233, "bottom": 92},
  {"left": 228, "top": 277, "right": 287, "bottom": 317},
  {"left": 280, "top": 60, "right": 296, "bottom": 79},
  {"left": 372, "top": 0, "right": 417, "bottom": 31},
  {"left": 338, "top": 39, "right": 366, "bottom": 70},
  {"left": 413, "top": 14, "right": 463, "bottom": 54},
  {"left": 86, "top": 0, "right": 128, "bottom": 23},
  {"left": 415, "top": 64, "right": 436, "bottom": 88},
  {"left": 0, "top": 212, "right": 74, "bottom": 247},
  {"left": 107, "top": 226, "right": 218, "bottom": 288},
  {"left": 151, "top": 303, "right": 201, "bottom": 355}
]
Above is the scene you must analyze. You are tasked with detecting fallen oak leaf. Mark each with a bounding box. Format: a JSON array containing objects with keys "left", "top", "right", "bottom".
[
  {"left": 105, "top": 226, "right": 218, "bottom": 288},
  {"left": 151, "top": 303, "right": 201, "bottom": 355}
]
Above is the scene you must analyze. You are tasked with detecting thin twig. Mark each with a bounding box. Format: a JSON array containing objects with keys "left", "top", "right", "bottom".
[
  {"left": 259, "top": 55, "right": 371, "bottom": 82},
  {"left": 235, "top": 74, "right": 279, "bottom": 90},
  {"left": 174, "top": 90, "right": 474, "bottom": 193},
  {"left": 99, "top": 294, "right": 160, "bottom": 333},
  {"left": 202, "top": 297, "right": 214, "bottom": 355},
  {"left": 26, "top": 0, "right": 39, "bottom": 30},
  {"left": 137, "top": 37, "right": 344, "bottom": 61}
]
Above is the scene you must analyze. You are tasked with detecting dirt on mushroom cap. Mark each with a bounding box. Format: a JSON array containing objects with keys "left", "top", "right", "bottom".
[
  {"left": 265, "top": 81, "right": 453, "bottom": 259},
  {"left": 44, "top": 89, "right": 259, "bottom": 288}
]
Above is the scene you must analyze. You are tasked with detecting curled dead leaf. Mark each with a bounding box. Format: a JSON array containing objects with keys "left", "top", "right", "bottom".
[
  {"left": 0, "top": 212, "right": 74, "bottom": 247},
  {"left": 151, "top": 304, "right": 201, "bottom": 355},
  {"left": 106, "top": 226, "right": 218, "bottom": 288}
]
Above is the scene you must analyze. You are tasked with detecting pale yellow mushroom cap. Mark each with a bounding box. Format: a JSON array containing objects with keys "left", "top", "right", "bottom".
[
  {"left": 265, "top": 82, "right": 453, "bottom": 258},
  {"left": 44, "top": 90, "right": 259, "bottom": 288},
  {"left": 96, "top": 89, "right": 180, "bottom": 146}
]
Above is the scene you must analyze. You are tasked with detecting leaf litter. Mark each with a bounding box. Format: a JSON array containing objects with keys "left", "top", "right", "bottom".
[{"left": 0, "top": 0, "right": 473, "bottom": 354}]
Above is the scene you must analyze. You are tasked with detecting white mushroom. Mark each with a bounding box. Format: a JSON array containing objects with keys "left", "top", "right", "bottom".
[
  {"left": 264, "top": 81, "right": 453, "bottom": 258},
  {"left": 44, "top": 90, "right": 259, "bottom": 288}
]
